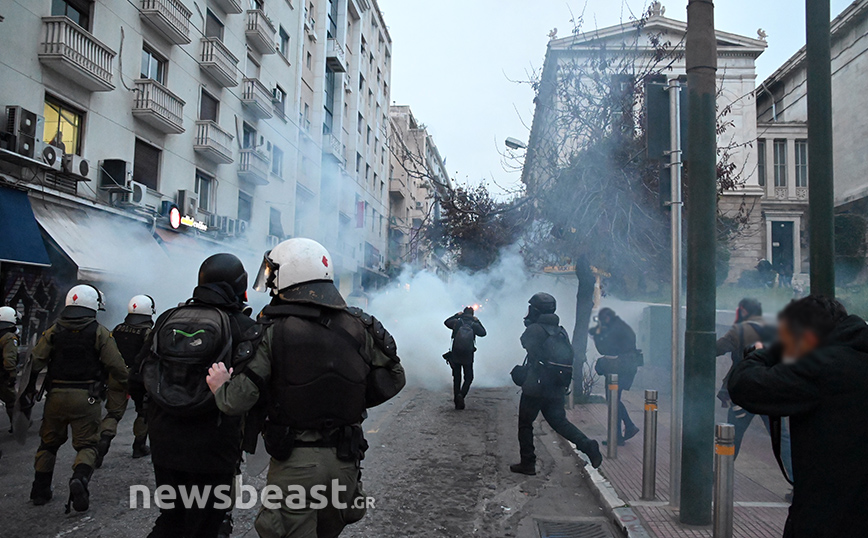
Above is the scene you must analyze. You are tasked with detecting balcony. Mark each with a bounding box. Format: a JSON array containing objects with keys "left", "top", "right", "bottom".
[
  {"left": 246, "top": 10, "right": 276, "bottom": 55},
  {"left": 326, "top": 39, "right": 348, "bottom": 73},
  {"left": 324, "top": 134, "right": 345, "bottom": 165},
  {"left": 199, "top": 37, "right": 239, "bottom": 87},
  {"left": 39, "top": 17, "right": 116, "bottom": 91},
  {"left": 132, "top": 79, "right": 185, "bottom": 134},
  {"left": 241, "top": 78, "right": 274, "bottom": 119},
  {"left": 194, "top": 120, "right": 234, "bottom": 164},
  {"left": 211, "top": 0, "right": 243, "bottom": 14},
  {"left": 389, "top": 177, "right": 406, "bottom": 199},
  {"left": 139, "top": 0, "right": 191, "bottom": 45},
  {"left": 238, "top": 148, "right": 270, "bottom": 186}
]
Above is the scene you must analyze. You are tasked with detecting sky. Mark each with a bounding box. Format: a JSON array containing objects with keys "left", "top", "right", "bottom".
[{"left": 377, "top": 0, "right": 853, "bottom": 191}]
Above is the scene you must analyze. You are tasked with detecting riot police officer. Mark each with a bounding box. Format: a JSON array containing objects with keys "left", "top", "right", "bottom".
[
  {"left": 95, "top": 294, "right": 155, "bottom": 467},
  {"left": 27, "top": 285, "right": 128, "bottom": 512},
  {"left": 207, "top": 238, "right": 406, "bottom": 538},
  {"left": 0, "top": 306, "right": 21, "bottom": 430}
]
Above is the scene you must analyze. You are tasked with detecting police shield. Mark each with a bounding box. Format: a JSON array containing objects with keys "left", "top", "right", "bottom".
[{"left": 12, "top": 353, "right": 35, "bottom": 445}]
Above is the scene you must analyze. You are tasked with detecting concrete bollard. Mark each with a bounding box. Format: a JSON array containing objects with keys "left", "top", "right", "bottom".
[
  {"left": 641, "top": 390, "right": 658, "bottom": 500},
  {"left": 607, "top": 374, "right": 619, "bottom": 459},
  {"left": 713, "top": 423, "right": 736, "bottom": 538}
]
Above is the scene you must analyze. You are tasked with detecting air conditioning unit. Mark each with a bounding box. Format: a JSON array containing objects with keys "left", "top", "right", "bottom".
[
  {"left": 39, "top": 142, "right": 63, "bottom": 171},
  {"left": 62, "top": 154, "right": 94, "bottom": 180},
  {"left": 237, "top": 219, "right": 248, "bottom": 236},
  {"left": 266, "top": 234, "right": 280, "bottom": 248},
  {"left": 208, "top": 213, "right": 222, "bottom": 229},
  {"left": 177, "top": 189, "right": 198, "bottom": 217},
  {"left": 415, "top": 201, "right": 424, "bottom": 210},
  {"left": 220, "top": 216, "right": 237, "bottom": 236},
  {"left": 6, "top": 106, "right": 38, "bottom": 138},
  {"left": 99, "top": 159, "right": 132, "bottom": 190},
  {"left": 120, "top": 180, "right": 147, "bottom": 207}
]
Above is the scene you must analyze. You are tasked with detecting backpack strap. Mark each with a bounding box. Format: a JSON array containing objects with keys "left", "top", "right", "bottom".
[
  {"left": 769, "top": 415, "right": 795, "bottom": 485},
  {"left": 263, "top": 304, "right": 368, "bottom": 363}
]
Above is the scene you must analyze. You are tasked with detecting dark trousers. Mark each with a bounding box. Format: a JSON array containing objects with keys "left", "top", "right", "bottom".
[
  {"left": 148, "top": 465, "right": 234, "bottom": 538},
  {"left": 605, "top": 388, "right": 636, "bottom": 439},
  {"left": 451, "top": 362, "right": 474, "bottom": 398},
  {"left": 518, "top": 393, "right": 590, "bottom": 463}
]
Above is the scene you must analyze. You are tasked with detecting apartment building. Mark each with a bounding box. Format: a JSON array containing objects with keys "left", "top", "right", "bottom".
[
  {"left": 388, "top": 105, "right": 451, "bottom": 272},
  {"left": 0, "top": 0, "right": 391, "bottom": 342}
]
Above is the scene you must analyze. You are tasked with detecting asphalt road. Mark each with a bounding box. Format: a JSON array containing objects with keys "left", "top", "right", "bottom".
[{"left": 0, "top": 386, "right": 611, "bottom": 537}]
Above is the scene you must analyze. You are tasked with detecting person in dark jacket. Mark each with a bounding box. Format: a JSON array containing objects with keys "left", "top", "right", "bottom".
[
  {"left": 510, "top": 293, "right": 602, "bottom": 475},
  {"left": 141, "top": 254, "right": 255, "bottom": 538},
  {"left": 444, "top": 307, "right": 486, "bottom": 409},
  {"left": 591, "top": 308, "right": 640, "bottom": 445},
  {"left": 729, "top": 295, "right": 868, "bottom": 538}
]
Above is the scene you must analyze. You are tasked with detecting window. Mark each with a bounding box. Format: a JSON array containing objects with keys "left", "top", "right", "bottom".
[
  {"left": 269, "top": 207, "right": 285, "bottom": 239},
  {"left": 327, "top": 0, "right": 338, "bottom": 38},
  {"left": 195, "top": 170, "right": 214, "bottom": 212},
  {"left": 303, "top": 103, "right": 310, "bottom": 131},
  {"left": 795, "top": 139, "right": 808, "bottom": 187},
  {"left": 279, "top": 26, "right": 290, "bottom": 58},
  {"left": 43, "top": 96, "right": 84, "bottom": 155},
  {"left": 140, "top": 46, "right": 166, "bottom": 84},
  {"left": 133, "top": 139, "right": 161, "bottom": 191},
  {"left": 323, "top": 69, "right": 336, "bottom": 135},
  {"left": 757, "top": 139, "right": 766, "bottom": 187},
  {"left": 366, "top": 126, "right": 372, "bottom": 145},
  {"left": 242, "top": 123, "right": 257, "bottom": 149},
  {"left": 356, "top": 152, "right": 362, "bottom": 174},
  {"left": 238, "top": 191, "right": 253, "bottom": 223},
  {"left": 205, "top": 10, "right": 224, "bottom": 40},
  {"left": 306, "top": 51, "right": 312, "bottom": 69},
  {"left": 357, "top": 113, "right": 364, "bottom": 134},
  {"left": 199, "top": 90, "right": 219, "bottom": 122},
  {"left": 52, "top": 0, "right": 90, "bottom": 30},
  {"left": 246, "top": 54, "right": 260, "bottom": 79},
  {"left": 249, "top": 0, "right": 263, "bottom": 9},
  {"left": 773, "top": 139, "right": 787, "bottom": 187},
  {"left": 273, "top": 85, "right": 286, "bottom": 117},
  {"left": 271, "top": 146, "right": 284, "bottom": 177},
  {"left": 365, "top": 164, "right": 370, "bottom": 181}
]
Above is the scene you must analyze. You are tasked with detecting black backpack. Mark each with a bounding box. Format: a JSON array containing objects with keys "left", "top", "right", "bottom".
[
  {"left": 452, "top": 319, "right": 476, "bottom": 355},
  {"left": 141, "top": 304, "right": 233, "bottom": 417},
  {"left": 541, "top": 324, "right": 574, "bottom": 387}
]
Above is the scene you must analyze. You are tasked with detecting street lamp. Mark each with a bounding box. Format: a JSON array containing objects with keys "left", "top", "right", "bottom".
[{"left": 505, "top": 137, "right": 527, "bottom": 150}]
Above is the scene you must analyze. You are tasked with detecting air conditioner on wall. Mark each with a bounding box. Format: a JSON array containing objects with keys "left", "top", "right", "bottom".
[
  {"left": 120, "top": 180, "right": 147, "bottom": 208},
  {"left": 99, "top": 159, "right": 132, "bottom": 190},
  {"left": 177, "top": 189, "right": 198, "bottom": 217},
  {"left": 266, "top": 235, "right": 280, "bottom": 248},
  {"left": 62, "top": 154, "right": 94, "bottom": 180},
  {"left": 39, "top": 142, "right": 63, "bottom": 171},
  {"left": 220, "top": 216, "right": 237, "bottom": 236},
  {"left": 237, "top": 219, "right": 248, "bottom": 236},
  {"left": 4, "top": 105, "right": 40, "bottom": 159}
]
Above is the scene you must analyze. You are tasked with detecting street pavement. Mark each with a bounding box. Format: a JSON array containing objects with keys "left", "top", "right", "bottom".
[{"left": 0, "top": 386, "right": 617, "bottom": 537}]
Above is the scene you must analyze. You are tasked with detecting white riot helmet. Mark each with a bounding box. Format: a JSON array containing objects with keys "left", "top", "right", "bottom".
[
  {"left": 128, "top": 294, "right": 156, "bottom": 316},
  {"left": 254, "top": 238, "right": 334, "bottom": 293},
  {"left": 66, "top": 284, "right": 106, "bottom": 312},
  {"left": 0, "top": 306, "right": 19, "bottom": 329}
]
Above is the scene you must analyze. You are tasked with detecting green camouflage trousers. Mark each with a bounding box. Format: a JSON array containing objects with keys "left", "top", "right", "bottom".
[{"left": 35, "top": 389, "right": 101, "bottom": 472}]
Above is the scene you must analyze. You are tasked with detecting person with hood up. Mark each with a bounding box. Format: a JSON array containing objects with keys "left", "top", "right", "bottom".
[
  {"left": 26, "top": 284, "right": 128, "bottom": 512},
  {"left": 510, "top": 292, "right": 602, "bottom": 475},
  {"left": 729, "top": 295, "right": 868, "bottom": 538},
  {"left": 444, "top": 306, "right": 486, "bottom": 409},
  {"left": 95, "top": 294, "right": 156, "bottom": 467}
]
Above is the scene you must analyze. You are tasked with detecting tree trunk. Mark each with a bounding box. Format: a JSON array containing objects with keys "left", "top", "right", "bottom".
[{"left": 572, "top": 258, "right": 596, "bottom": 403}]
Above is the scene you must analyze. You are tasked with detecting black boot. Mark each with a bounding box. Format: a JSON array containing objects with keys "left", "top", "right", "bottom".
[
  {"left": 454, "top": 393, "right": 465, "bottom": 410},
  {"left": 67, "top": 464, "right": 93, "bottom": 513},
  {"left": 132, "top": 437, "right": 151, "bottom": 459},
  {"left": 94, "top": 434, "right": 112, "bottom": 469},
  {"left": 509, "top": 460, "right": 536, "bottom": 476},
  {"left": 30, "top": 471, "right": 54, "bottom": 505},
  {"left": 582, "top": 440, "right": 603, "bottom": 469}
]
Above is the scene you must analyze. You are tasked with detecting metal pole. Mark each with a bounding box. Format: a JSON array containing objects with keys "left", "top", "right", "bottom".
[
  {"left": 642, "top": 390, "right": 659, "bottom": 501},
  {"left": 668, "top": 78, "right": 684, "bottom": 509},
  {"left": 607, "top": 374, "right": 620, "bottom": 459},
  {"left": 806, "top": 0, "right": 836, "bottom": 297},
  {"left": 713, "top": 424, "right": 736, "bottom": 538},
  {"left": 681, "top": 0, "right": 718, "bottom": 525}
]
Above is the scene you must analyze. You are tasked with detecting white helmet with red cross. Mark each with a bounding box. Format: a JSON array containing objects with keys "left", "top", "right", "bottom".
[{"left": 253, "top": 238, "right": 334, "bottom": 293}]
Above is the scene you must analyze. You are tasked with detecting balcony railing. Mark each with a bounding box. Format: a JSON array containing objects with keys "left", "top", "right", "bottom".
[
  {"left": 325, "top": 134, "right": 345, "bottom": 165},
  {"left": 246, "top": 10, "right": 276, "bottom": 55},
  {"left": 140, "top": 0, "right": 192, "bottom": 45},
  {"left": 389, "top": 177, "right": 406, "bottom": 198},
  {"left": 238, "top": 148, "right": 270, "bottom": 186},
  {"left": 326, "top": 38, "right": 348, "bottom": 73},
  {"left": 194, "top": 120, "right": 234, "bottom": 164},
  {"left": 199, "top": 37, "right": 239, "bottom": 87},
  {"left": 132, "top": 79, "right": 185, "bottom": 134},
  {"left": 39, "top": 17, "right": 116, "bottom": 91},
  {"left": 212, "top": 0, "right": 243, "bottom": 14},
  {"left": 241, "top": 78, "right": 274, "bottom": 119}
]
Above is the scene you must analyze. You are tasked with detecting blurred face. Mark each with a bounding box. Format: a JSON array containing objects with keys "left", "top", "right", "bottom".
[
  {"left": 778, "top": 320, "right": 821, "bottom": 363},
  {"left": 600, "top": 312, "right": 613, "bottom": 326}
]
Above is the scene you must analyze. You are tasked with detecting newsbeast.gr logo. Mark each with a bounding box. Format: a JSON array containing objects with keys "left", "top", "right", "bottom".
[{"left": 129, "top": 477, "right": 375, "bottom": 511}]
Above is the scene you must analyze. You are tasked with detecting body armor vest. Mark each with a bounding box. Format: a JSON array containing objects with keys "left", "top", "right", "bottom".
[
  {"left": 268, "top": 307, "right": 370, "bottom": 430},
  {"left": 113, "top": 323, "right": 150, "bottom": 369},
  {"left": 48, "top": 321, "right": 102, "bottom": 383}
]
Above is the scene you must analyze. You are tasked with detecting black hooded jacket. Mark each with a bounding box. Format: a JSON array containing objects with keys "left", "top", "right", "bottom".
[
  {"left": 520, "top": 313, "right": 567, "bottom": 399},
  {"left": 146, "top": 283, "right": 255, "bottom": 474},
  {"left": 728, "top": 315, "right": 868, "bottom": 538}
]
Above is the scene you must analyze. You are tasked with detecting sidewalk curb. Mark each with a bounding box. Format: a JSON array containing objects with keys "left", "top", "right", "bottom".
[{"left": 571, "top": 445, "right": 654, "bottom": 538}]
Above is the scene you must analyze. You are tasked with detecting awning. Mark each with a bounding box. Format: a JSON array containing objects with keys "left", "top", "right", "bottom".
[
  {"left": 31, "top": 200, "right": 169, "bottom": 281},
  {"left": 0, "top": 186, "right": 51, "bottom": 266}
]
